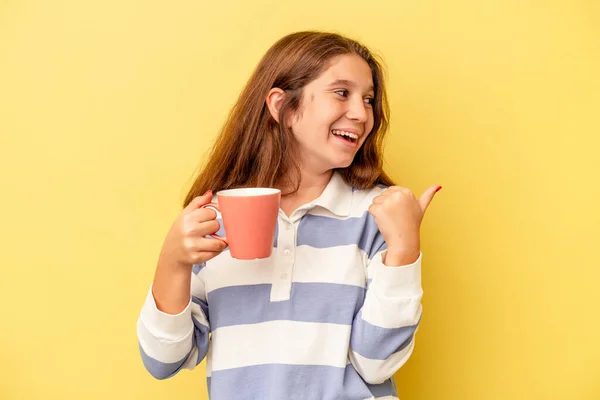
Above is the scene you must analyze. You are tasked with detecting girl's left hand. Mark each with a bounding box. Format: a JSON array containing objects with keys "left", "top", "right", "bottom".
[{"left": 368, "top": 185, "right": 442, "bottom": 266}]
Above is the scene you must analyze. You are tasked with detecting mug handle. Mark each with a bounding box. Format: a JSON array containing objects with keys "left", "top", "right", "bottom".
[{"left": 201, "top": 202, "right": 227, "bottom": 242}]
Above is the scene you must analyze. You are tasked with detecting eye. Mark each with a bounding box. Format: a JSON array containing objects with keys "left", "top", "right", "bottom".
[
  {"left": 364, "top": 97, "right": 374, "bottom": 106},
  {"left": 334, "top": 89, "right": 348, "bottom": 98}
]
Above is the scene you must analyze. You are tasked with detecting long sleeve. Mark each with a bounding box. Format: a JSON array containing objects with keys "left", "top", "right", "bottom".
[
  {"left": 136, "top": 263, "right": 210, "bottom": 379},
  {"left": 349, "top": 239, "right": 423, "bottom": 384}
]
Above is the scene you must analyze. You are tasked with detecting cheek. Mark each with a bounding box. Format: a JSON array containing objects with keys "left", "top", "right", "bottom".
[
  {"left": 309, "top": 102, "right": 340, "bottom": 130},
  {"left": 367, "top": 111, "right": 375, "bottom": 132},
  {"left": 326, "top": 106, "right": 349, "bottom": 130}
]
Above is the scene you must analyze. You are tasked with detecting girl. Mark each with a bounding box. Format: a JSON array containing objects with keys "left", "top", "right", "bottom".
[{"left": 137, "top": 31, "right": 440, "bottom": 400}]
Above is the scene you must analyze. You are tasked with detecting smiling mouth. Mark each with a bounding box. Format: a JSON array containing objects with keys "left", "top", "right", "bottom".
[{"left": 331, "top": 129, "right": 358, "bottom": 144}]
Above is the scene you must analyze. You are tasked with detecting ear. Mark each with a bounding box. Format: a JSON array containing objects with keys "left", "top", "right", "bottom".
[{"left": 266, "top": 88, "right": 286, "bottom": 123}]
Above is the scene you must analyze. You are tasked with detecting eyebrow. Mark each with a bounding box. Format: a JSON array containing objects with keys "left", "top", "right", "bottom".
[{"left": 328, "top": 79, "right": 375, "bottom": 93}]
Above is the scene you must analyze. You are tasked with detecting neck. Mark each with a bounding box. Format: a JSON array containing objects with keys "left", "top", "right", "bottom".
[{"left": 278, "top": 168, "right": 333, "bottom": 217}]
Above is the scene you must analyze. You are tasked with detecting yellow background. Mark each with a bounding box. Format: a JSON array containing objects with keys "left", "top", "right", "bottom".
[{"left": 1, "top": 0, "right": 599, "bottom": 399}]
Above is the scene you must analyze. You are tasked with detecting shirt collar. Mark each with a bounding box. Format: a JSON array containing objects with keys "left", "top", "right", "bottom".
[{"left": 311, "top": 171, "right": 353, "bottom": 217}]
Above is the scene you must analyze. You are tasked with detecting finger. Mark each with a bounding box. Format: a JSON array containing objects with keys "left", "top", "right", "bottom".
[
  {"left": 368, "top": 203, "right": 382, "bottom": 216},
  {"left": 196, "top": 250, "right": 225, "bottom": 263},
  {"left": 193, "top": 237, "right": 228, "bottom": 253},
  {"left": 385, "top": 186, "right": 415, "bottom": 199},
  {"left": 372, "top": 194, "right": 386, "bottom": 204},
  {"left": 188, "top": 207, "right": 218, "bottom": 222},
  {"left": 387, "top": 186, "right": 414, "bottom": 195},
  {"left": 418, "top": 185, "right": 442, "bottom": 212},
  {"left": 188, "top": 220, "right": 221, "bottom": 237},
  {"left": 375, "top": 186, "right": 414, "bottom": 203},
  {"left": 386, "top": 186, "right": 403, "bottom": 192},
  {"left": 185, "top": 190, "right": 214, "bottom": 211},
  {"left": 372, "top": 186, "right": 400, "bottom": 203}
]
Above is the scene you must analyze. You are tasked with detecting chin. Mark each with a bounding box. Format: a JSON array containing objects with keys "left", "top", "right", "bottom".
[
  {"left": 321, "top": 151, "right": 356, "bottom": 171},
  {"left": 331, "top": 158, "right": 354, "bottom": 169}
]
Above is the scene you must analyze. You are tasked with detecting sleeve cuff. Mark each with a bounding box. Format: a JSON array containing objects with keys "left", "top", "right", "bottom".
[
  {"left": 370, "top": 251, "right": 423, "bottom": 297},
  {"left": 139, "top": 285, "right": 193, "bottom": 341}
]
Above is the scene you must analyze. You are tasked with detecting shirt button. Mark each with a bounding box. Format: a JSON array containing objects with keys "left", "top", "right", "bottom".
[
  {"left": 280, "top": 273, "right": 288, "bottom": 280},
  {"left": 286, "top": 224, "right": 291, "bottom": 230},
  {"left": 284, "top": 249, "right": 291, "bottom": 256}
]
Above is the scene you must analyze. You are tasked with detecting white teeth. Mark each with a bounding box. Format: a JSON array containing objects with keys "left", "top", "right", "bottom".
[{"left": 331, "top": 130, "right": 359, "bottom": 140}]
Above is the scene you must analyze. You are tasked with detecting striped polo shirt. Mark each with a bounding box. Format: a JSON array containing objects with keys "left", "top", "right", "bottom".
[{"left": 137, "top": 172, "right": 424, "bottom": 400}]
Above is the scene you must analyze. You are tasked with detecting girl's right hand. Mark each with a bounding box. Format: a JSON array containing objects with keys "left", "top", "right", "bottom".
[{"left": 157, "top": 190, "right": 227, "bottom": 270}]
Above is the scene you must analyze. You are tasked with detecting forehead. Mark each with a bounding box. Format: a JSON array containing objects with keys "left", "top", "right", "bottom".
[{"left": 312, "top": 53, "right": 374, "bottom": 90}]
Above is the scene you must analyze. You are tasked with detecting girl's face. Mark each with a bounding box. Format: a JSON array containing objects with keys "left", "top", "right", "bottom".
[{"left": 290, "top": 53, "right": 375, "bottom": 174}]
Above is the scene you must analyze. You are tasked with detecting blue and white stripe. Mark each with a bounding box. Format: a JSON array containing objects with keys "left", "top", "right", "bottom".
[{"left": 137, "top": 172, "right": 423, "bottom": 399}]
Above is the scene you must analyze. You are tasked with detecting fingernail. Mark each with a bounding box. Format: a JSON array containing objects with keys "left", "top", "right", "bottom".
[
  {"left": 435, "top": 186, "right": 442, "bottom": 193},
  {"left": 203, "top": 190, "right": 212, "bottom": 196}
]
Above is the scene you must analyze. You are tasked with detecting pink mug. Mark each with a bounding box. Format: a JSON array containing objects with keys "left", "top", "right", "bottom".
[{"left": 202, "top": 188, "right": 281, "bottom": 260}]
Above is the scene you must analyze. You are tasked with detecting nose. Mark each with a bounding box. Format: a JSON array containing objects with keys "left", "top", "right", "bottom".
[{"left": 346, "top": 96, "right": 369, "bottom": 123}]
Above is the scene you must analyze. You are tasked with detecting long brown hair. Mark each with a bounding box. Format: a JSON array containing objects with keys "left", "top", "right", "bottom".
[{"left": 183, "top": 31, "right": 394, "bottom": 207}]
